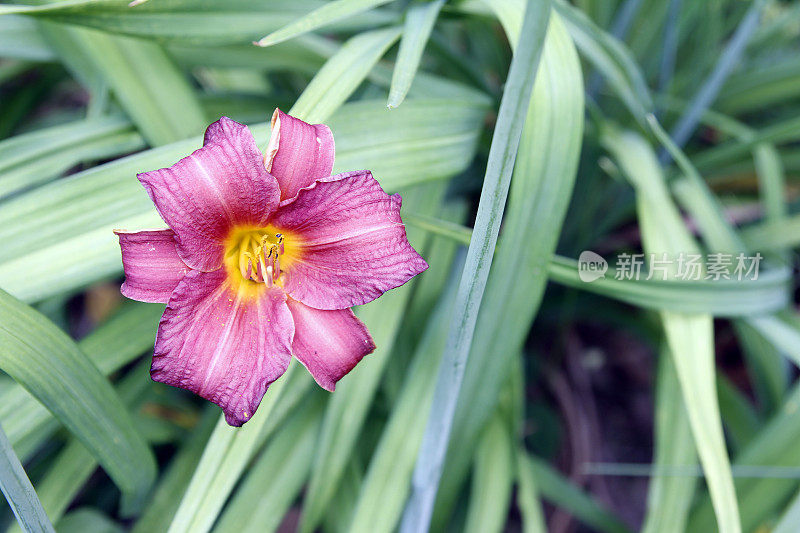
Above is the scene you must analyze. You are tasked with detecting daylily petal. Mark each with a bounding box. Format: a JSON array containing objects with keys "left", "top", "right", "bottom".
[
  {"left": 287, "top": 299, "right": 374, "bottom": 391},
  {"left": 151, "top": 269, "right": 294, "bottom": 426},
  {"left": 264, "top": 109, "right": 335, "bottom": 201},
  {"left": 115, "top": 229, "right": 189, "bottom": 304},
  {"left": 271, "top": 170, "right": 428, "bottom": 309},
  {"left": 138, "top": 117, "right": 281, "bottom": 272}
]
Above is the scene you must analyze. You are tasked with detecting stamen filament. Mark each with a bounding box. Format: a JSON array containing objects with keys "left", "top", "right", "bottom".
[{"left": 232, "top": 229, "right": 285, "bottom": 285}]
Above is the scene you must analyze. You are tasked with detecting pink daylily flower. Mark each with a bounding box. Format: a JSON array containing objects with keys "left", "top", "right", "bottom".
[{"left": 115, "top": 110, "right": 427, "bottom": 426}]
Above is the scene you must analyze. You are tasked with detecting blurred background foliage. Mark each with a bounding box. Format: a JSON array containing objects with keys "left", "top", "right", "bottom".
[{"left": 1, "top": 0, "right": 800, "bottom": 532}]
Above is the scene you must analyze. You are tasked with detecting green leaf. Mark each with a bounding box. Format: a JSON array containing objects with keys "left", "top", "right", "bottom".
[
  {"left": 33, "top": 17, "right": 207, "bottom": 146},
  {"left": 8, "top": 362, "right": 155, "bottom": 533},
  {"left": 463, "top": 415, "right": 514, "bottom": 533},
  {"left": 642, "top": 346, "right": 697, "bottom": 533},
  {"left": 0, "top": 303, "right": 162, "bottom": 460},
  {"left": 717, "top": 56, "right": 800, "bottom": 115},
  {"left": 347, "top": 259, "right": 457, "bottom": 533},
  {"left": 14, "top": 0, "right": 394, "bottom": 45},
  {"left": 688, "top": 381, "right": 800, "bottom": 532},
  {"left": 131, "top": 410, "right": 218, "bottom": 533},
  {"left": 717, "top": 373, "right": 760, "bottom": 452},
  {"left": 516, "top": 451, "right": 547, "bottom": 533},
  {"left": 0, "top": 15, "right": 55, "bottom": 60},
  {"left": 401, "top": 1, "right": 551, "bottom": 529},
  {"left": 387, "top": 0, "right": 445, "bottom": 109},
  {"left": 553, "top": 0, "right": 652, "bottom": 120},
  {"left": 666, "top": 0, "right": 765, "bottom": 150},
  {"left": 299, "top": 182, "right": 445, "bottom": 533},
  {"left": 328, "top": 97, "right": 487, "bottom": 190},
  {"left": 548, "top": 255, "right": 787, "bottom": 316},
  {"left": 525, "top": 455, "right": 631, "bottom": 533},
  {"left": 167, "top": 362, "right": 302, "bottom": 533},
  {"left": 213, "top": 396, "right": 324, "bottom": 533},
  {"left": 15, "top": 440, "right": 95, "bottom": 532},
  {"left": 0, "top": 115, "right": 144, "bottom": 199},
  {"left": 56, "top": 508, "right": 123, "bottom": 533},
  {"left": 255, "top": 0, "right": 393, "bottom": 47},
  {"left": 603, "top": 127, "right": 741, "bottom": 533},
  {"left": 168, "top": 35, "right": 332, "bottom": 72},
  {"left": 0, "top": 115, "right": 129, "bottom": 174},
  {"left": 774, "top": 487, "right": 800, "bottom": 533},
  {"left": 400, "top": 216, "right": 790, "bottom": 317},
  {"left": 0, "top": 0, "right": 123, "bottom": 16},
  {"left": 56, "top": 27, "right": 207, "bottom": 146},
  {"left": 429, "top": 8, "right": 584, "bottom": 526},
  {"left": 0, "top": 289, "right": 155, "bottom": 513},
  {"left": 290, "top": 27, "right": 402, "bottom": 123},
  {"left": 733, "top": 321, "right": 786, "bottom": 417},
  {"left": 740, "top": 214, "right": 800, "bottom": 252},
  {"left": 747, "top": 313, "right": 800, "bottom": 368},
  {"left": 0, "top": 422, "right": 54, "bottom": 533},
  {"left": 648, "top": 113, "right": 797, "bottom": 423},
  {"left": 323, "top": 459, "right": 363, "bottom": 533}
]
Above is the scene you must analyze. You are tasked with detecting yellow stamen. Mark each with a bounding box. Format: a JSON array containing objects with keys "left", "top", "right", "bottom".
[{"left": 225, "top": 227, "right": 289, "bottom": 287}]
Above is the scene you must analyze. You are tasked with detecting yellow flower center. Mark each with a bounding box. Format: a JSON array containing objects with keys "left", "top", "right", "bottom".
[{"left": 224, "top": 226, "right": 290, "bottom": 288}]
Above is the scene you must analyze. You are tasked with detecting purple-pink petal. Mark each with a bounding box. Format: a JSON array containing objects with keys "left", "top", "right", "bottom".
[
  {"left": 271, "top": 170, "right": 429, "bottom": 310},
  {"left": 115, "top": 229, "right": 189, "bottom": 304},
  {"left": 151, "top": 269, "right": 294, "bottom": 426},
  {"left": 265, "top": 109, "right": 335, "bottom": 201},
  {"left": 138, "top": 117, "right": 281, "bottom": 272},
  {"left": 287, "top": 298, "right": 375, "bottom": 391}
]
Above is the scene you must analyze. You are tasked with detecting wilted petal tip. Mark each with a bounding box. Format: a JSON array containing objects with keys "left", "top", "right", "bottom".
[
  {"left": 390, "top": 192, "right": 402, "bottom": 209},
  {"left": 266, "top": 109, "right": 335, "bottom": 201}
]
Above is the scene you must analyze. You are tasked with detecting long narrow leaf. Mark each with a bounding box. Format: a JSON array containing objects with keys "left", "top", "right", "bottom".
[
  {"left": 553, "top": 0, "right": 652, "bottom": 120},
  {"left": 400, "top": 1, "right": 551, "bottom": 529},
  {"left": 347, "top": 256, "right": 459, "bottom": 532},
  {"left": 463, "top": 415, "right": 514, "bottom": 533},
  {"left": 15, "top": 1, "right": 393, "bottom": 45},
  {"left": 291, "top": 27, "right": 401, "bottom": 123},
  {"left": 0, "top": 290, "right": 156, "bottom": 513},
  {"left": 604, "top": 128, "right": 741, "bottom": 533},
  {"left": 526, "top": 455, "right": 630, "bottom": 533},
  {"left": 516, "top": 451, "right": 547, "bottom": 533},
  {"left": 213, "top": 396, "right": 324, "bottom": 533},
  {"left": 403, "top": 214, "right": 790, "bottom": 317},
  {"left": 428, "top": 8, "right": 584, "bottom": 526},
  {"left": 642, "top": 346, "right": 697, "bottom": 533},
  {"left": 0, "top": 303, "right": 162, "bottom": 460},
  {"left": 298, "top": 182, "right": 446, "bottom": 533},
  {"left": 167, "top": 363, "right": 298, "bottom": 533},
  {"left": 255, "top": 0, "right": 393, "bottom": 46},
  {"left": 666, "top": 0, "right": 765, "bottom": 151},
  {"left": 387, "top": 0, "right": 445, "bottom": 109},
  {"left": 0, "top": 423, "right": 54, "bottom": 533}
]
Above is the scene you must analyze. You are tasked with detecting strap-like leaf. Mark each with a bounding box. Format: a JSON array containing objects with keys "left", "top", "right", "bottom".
[{"left": 0, "top": 289, "right": 155, "bottom": 513}]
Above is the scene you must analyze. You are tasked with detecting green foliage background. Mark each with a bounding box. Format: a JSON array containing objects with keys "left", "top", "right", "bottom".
[{"left": 1, "top": 0, "right": 799, "bottom": 532}]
